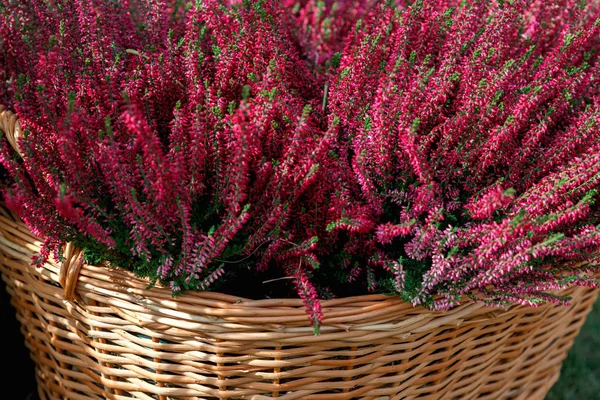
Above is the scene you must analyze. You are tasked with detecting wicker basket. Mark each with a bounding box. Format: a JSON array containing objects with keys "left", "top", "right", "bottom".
[{"left": 0, "top": 108, "right": 598, "bottom": 400}]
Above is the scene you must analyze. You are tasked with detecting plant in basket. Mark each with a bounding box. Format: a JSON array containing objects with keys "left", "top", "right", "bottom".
[
  {"left": 1, "top": 0, "right": 600, "bottom": 330},
  {"left": 0, "top": 1, "right": 599, "bottom": 398}
]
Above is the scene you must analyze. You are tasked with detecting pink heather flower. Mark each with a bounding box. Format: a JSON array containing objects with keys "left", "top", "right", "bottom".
[
  {"left": 376, "top": 221, "right": 414, "bottom": 244},
  {"left": 466, "top": 185, "right": 516, "bottom": 220},
  {"left": 0, "top": 0, "right": 599, "bottom": 327}
]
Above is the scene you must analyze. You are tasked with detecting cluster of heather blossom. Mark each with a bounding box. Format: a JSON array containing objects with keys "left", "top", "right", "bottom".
[
  {"left": 1, "top": 0, "right": 600, "bottom": 329},
  {"left": 326, "top": 0, "right": 600, "bottom": 311}
]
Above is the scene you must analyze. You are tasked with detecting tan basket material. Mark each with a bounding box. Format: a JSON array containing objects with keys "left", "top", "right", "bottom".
[
  {"left": 0, "top": 107, "right": 598, "bottom": 399},
  {"left": 0, "top": 105, "right": 22, "bottom": 155}
]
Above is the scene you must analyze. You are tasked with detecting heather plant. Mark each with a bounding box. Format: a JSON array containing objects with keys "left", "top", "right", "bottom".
[
  {"left": 326, "top": 0, "right": 600, "bottom": 310},
  {"left": 0, "top": 0, "right": 334, "bottom": 327},
  {"left": 0, "top": 0, "right": 599, "bottom": 331}
]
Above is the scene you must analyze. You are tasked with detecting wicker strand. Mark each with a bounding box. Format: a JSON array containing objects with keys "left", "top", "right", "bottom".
[
  {"left": 89, "top": 297, "right": 123, "bottom": 398},
  {"left": 152, "top": 337, "right": 167, "bottom": 400},
  {"left": 342, "top": 346, "right": 358, "bottom": 394},
  {"left": 272, "top": 345, "right": 281, "bottom": 398}
]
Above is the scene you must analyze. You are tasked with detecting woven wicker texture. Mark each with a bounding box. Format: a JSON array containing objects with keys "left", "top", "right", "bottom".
[
  {"left": 0, "top": 107, "right": 598, "bottom": 399},
  {"left": 0, "top": 205, "right": 598, "bottom": 400}
]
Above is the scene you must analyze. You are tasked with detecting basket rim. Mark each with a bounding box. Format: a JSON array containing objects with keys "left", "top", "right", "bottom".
[{"left": 0, "top": 205, "right": 506, "bottom": 332}]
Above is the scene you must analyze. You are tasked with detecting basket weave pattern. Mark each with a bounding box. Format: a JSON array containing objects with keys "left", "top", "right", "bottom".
[{"left": 0, "top": 204, "right": 598, "bottom": 400}]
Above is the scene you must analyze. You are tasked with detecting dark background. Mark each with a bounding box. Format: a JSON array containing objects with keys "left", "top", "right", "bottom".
[{"left": 1, "top": 278, "right": 38, "bottom": 399}]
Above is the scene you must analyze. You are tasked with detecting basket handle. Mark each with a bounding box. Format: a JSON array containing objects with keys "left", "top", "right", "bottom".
[
  {"left": 0, "top": 105, "right": 22, "bottom": 155},
  {"left": 0, "top": 105, "right": 83, "bottom": 300},
  {"left": 61, "top": 243, "right": 85, "bottom": 300}
]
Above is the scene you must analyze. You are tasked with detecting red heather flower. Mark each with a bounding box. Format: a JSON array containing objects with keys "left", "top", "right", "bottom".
[
  {"left": 465, "top": 185, "right": 516, "bottom": 220},
  {"left": 327, "top": 1, "right": 600, "bottom": 307},
  {"left": 0, "top": 0, "right": 599, "bottom": 328},
  {"left": 0, "top": 0, "right": 333, "bottom": 325}
]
